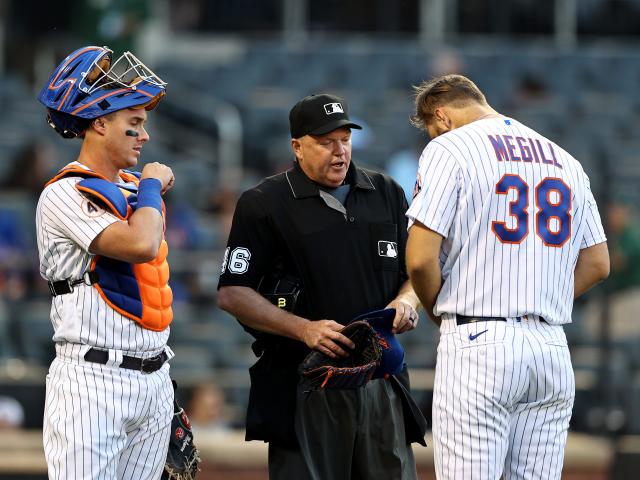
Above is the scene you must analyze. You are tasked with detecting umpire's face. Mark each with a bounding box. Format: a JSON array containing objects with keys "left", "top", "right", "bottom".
[{"left": 291, "top": 127, "right": 352, "bottom": 188}]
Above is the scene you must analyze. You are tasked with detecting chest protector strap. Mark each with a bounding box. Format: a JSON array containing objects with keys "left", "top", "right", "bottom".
[{"left": 47, "top": 165, "right": 173, "bottom": 332}]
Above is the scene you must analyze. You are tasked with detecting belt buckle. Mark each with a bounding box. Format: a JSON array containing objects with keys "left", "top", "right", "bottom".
[
  {"left": 49, "top": 279, "right": 72, "bottom": 296},
  {"left": 140, "top": 353, "right": 163, "bottom": 373}
]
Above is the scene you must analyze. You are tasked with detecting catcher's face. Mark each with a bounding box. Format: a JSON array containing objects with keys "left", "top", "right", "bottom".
[
  {"left": 100, "top": 108, "right": 150, "bottom": 169},
  {"left": 292, "top": 127, "right": 352, "bottom": 188}
]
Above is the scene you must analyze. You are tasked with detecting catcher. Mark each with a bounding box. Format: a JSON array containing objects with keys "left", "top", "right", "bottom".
[
  {"left": 37, "top": 45, "right": 177, "bottom": 480},
  {"left": 218, "top": 93, "right": 427, "bottom": 480}
]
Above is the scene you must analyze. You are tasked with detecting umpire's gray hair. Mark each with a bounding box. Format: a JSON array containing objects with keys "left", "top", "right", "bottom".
[{"left": 410, "top": 74, "right": 487, "bottom": 131}]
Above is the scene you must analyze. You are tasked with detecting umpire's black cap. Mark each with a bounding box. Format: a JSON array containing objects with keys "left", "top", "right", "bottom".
[{"left": 289, "top": 93, "right": 362, "bottom": 138}]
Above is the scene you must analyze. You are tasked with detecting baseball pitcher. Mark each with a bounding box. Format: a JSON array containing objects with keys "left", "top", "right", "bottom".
[{"left": 406, "top": 74, "right": 609, "bottom": 480}]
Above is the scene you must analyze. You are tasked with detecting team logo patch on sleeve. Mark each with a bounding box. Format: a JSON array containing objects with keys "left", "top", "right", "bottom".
[
  {"left": 378, "top": 241, "right": 398, "bottom": 258},
  {"left": 412, "top": 173, "right": 422, "bottom": 199},
  {"left": 81, "top": 198, "right": 106, "bottom": 217}
]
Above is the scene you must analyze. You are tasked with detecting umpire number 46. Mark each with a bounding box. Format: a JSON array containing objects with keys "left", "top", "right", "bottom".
[
  {"left": 223, "top": 247, "right": 251, "bottom": 274},
  {"left": 491, "top": 174, "right": 572, "bottom": 247}
]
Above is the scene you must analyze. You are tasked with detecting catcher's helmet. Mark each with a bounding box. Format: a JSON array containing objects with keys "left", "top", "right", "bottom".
[{"left": 38, "top": 46, "right": 167, "bottom": 138}]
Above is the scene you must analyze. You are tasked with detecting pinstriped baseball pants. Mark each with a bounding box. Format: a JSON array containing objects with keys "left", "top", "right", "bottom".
[
  {"left": 433, "top": 316, "right": 575, "bottom": 480},
  {"left": 43, "top": 348, "right": 174, "bottom": 480}
]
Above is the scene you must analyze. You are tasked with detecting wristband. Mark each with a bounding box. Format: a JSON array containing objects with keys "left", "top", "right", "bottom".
[{"left": 137, "top": 178, "right": 163, "bottom": 214}]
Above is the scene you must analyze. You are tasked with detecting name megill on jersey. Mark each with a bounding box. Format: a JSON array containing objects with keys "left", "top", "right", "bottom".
[{"left": 488, "top": 134, "right": 562, "bottom": 169}]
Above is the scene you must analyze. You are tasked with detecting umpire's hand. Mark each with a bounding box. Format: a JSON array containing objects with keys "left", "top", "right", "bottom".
[{"left": 301, "top": 320, "right": 356, "bottom": 359}]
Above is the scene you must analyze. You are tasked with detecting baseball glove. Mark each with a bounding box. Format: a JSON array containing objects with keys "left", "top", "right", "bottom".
[
  {"left": 298, "top": 320, "right": 382, "bottom": 390},
  {"left": 162, "top": 398, "right": 201, "bottom": 480}
]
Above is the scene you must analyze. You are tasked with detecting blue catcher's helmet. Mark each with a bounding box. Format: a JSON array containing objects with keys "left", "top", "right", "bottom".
[{"left": 38, "top": 46, "right": 167, "bottom": 138}]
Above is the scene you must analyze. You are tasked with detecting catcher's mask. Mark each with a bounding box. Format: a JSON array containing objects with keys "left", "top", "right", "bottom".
[{"left": 38, "top": 45, "right": 166, "bottom": 138}]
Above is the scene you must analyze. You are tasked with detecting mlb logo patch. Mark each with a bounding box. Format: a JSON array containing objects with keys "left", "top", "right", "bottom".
[
  {"left": 378, "top": 241, "right": 398, "bottom": 258},
  {"left": 324, "top": 102, "right": 344, "bottom": 115}
]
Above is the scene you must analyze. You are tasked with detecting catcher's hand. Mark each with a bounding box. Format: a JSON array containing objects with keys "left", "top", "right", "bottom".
[
  {"left": 162, "top": 398, "right": 201, "bottom": 480},
  {"left": 298, "top": 320, "right": 382, "bottom": 390}
]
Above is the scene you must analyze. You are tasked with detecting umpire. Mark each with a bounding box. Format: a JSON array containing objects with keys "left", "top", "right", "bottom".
[{"left": 218, "top": 93, "right": 427, "bottom": 479}]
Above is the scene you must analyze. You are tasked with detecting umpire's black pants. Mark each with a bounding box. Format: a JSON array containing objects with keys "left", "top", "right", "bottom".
[{"left": 268, "top": 378, "right": 417, "bottom": 480}]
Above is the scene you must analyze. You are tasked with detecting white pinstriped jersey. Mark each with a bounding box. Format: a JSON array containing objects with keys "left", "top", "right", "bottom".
[
  {"left": 407, "top": 116, "right": 606, "bottom": 325},
  {"left": 39, "top": 161, "right": 174, "bottom": 479},
  {"left": 36, "top": 162, "right": 170, "bottom": 354}
]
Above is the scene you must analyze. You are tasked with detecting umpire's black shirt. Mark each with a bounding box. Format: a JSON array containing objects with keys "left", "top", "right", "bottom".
[
  {"left": 218, "top": 160, "right": 409, "bottom": 328},
  {"left": 218, "top": 160, "right": 428, "bottom": 447}
]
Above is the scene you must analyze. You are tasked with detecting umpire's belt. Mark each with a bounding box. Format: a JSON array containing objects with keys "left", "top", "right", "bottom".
[
  {"left": 456, "top": 315, "right": 547, "bottom": 325},
  {"left": 84, "top": 348, "right": 168, "bottom": 373}
]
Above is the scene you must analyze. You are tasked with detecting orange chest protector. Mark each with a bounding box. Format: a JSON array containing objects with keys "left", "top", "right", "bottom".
[{"left": 47, "top": 165, "right": 173, "bottom": 331}]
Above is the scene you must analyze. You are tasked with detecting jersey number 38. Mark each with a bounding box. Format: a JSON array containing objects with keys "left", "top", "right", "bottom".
[{"left": 491, "top": 174, "right": 571, "bottom": 247}]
